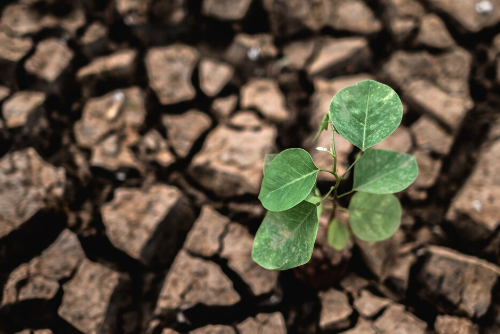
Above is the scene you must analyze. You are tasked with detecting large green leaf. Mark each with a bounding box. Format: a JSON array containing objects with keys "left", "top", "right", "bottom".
[
  {"left": 353, "top": 149, "right": 418, "bottom": 194},
  {"left": 329, "top": 80, "right": 403, "bottom": 151},
  {"left": 349, "top": 192, "right": 401, "bottom": 242},
  {"left": 252, "top": 201, "right": 319, "bottom": 270},
  {"left": 259, "top": 148, "right": 319, "bottom": 212},
  {"left": 263, "top": 154, "right": 277, "bottom": 174},
  {"left": 328, "top": 219, "right": 350, "bottom": 251}
]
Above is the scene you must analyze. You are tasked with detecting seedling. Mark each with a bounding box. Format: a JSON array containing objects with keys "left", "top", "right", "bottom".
[{"left": 252, "top": 80, "right": 418, "bottom": 270}]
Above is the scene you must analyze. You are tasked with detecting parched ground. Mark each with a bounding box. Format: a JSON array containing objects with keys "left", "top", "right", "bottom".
[{"left": 1, "top": 0, "right": 500, "bottom": 333}]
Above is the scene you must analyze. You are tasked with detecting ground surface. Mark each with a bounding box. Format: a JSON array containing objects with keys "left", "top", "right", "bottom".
[{"left": 1, "top": 0, "right": 500, "bottom": 333}]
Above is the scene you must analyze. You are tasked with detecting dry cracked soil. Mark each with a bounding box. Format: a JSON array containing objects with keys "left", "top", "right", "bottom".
[{"left": 1, "top": 0, "right": 500, "bottom": 333}]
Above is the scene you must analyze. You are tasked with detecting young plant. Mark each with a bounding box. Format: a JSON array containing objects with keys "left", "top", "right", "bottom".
[{"left": 252, "top": 80, "right": 418, "bottom": 270}]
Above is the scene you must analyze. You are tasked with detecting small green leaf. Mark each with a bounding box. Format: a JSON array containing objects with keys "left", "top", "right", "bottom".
[
  {"left": 259, "top": 148, "right": 319, "bottom": 212},
  {"left": 313, "top": 113, "right": 330, "bottom": 143},
  {"left": 252, "top": 201, "right": 319, "bottom": 270},
  {"left": 263, "top": 154, "right": 277, "bottom": 174},
  {"left": 349, "top": 192, "right": 401, "bottom": 242},
  {"left": 328, "top": 219, "right": 350, "bottom": 251},
  {"left": 329, "top": 80, "right": 403, "bottom": 151},
  {"left": 305, "top": 188, "right": 323, "bottom": 217},
  {"left": 353, "top": 149, "right": 418, "bottom": 194}
]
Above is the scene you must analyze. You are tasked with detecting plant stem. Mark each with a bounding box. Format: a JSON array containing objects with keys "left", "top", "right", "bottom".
[
  {"left": 337, "top": 189, "right": 354, "bottom": 199},
  {"left": 319, "top": 169, "right": 336, "bottom": 176},
  {"left": 318, "top": 186, "right": 335, "bottom": 205},
  {"left": 330, "top": 121, "right": 338, "bottom": 177},
  {"left": 340, "top": 151, "right": 364, "bottom": 179}
]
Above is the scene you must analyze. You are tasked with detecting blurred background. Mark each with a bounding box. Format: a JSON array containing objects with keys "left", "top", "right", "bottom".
[{"left": 0, "top": 0, "right": 500, "bottom": 333}]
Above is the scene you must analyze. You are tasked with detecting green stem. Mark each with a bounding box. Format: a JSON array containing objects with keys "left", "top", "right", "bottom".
[
  {"left": 337, "top": 206, "right": 348, "bottom": 212},
  {"left": 317, "top": 186, "right": 335, "bottom": 205},
  {"left": 319, "top": 169, "right": 336, "bottom": 176},
  {"left": 340, "top": 151, "right": 364, "bottom": 180},
  {"left": 330, "top": 121, "right": 338, "bottom": 177},
  {"left": 337, "top": 189, "right": 355, "bottom": 199}
]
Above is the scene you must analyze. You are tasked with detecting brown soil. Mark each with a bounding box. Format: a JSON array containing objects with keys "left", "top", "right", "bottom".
[{"left": 1, "top": 0, "right": 500, "bottom": 333}]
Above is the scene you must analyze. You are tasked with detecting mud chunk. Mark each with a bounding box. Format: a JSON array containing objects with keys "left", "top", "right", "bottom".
[
  {"left": 263, "top": 0, "right": 332, "bottom": 37},
  {"left": 340, "top": 318, "right": 376, "bottom": 334},
  {"left": 306, "top": 37, "right": 370, "bottom": 77},
  {"left": 383, "top": 50, "right": 473, "bottom": 131},
  {"left": 116, "top": 0, "right": 150, "bottom": 25},
  {"left": 190, "top": 325, "right": 236, "bottom": 334},
  {"left": 221, "top": 223, "right": 279, "bottom": 296},
  {"left": 374, "top": 126, "right": 412, "bottom": 153},
  {"left": 77, "top": 49, "right": 137, "bottom": 96},
  {"left": 162, "top": 110, "right": 212, "bottom": 158},
  {"left": 446, "top": 133, "right": 500, "bottom": 240},
  {"left": 319, "top": 289, "right": 352, "bottom": 331},
  {"left": 354, "top": 290, "right": 391, "bottom": 318},
  {"left": 283, "top": 39, "right": 315, "bottom": 71},
  {"left": 0, "top": 30, "right": 33, "bottom": 86},
  {"left": 228, "top": 111, "right": 262, "bottom": 129},
  {"left": 225, "top": 33, "right": 277, "bottom": 65},
  {"left": 419, "top": 246, "right": 500, "bottom": 318},
  {"left": 91, "top": 134, "right": 141, "bottom": 171},
  {"left": 435, "top": 315, "right": 479, "bottom": 334},
  {"left": 373, "top": 304, "right": 426, "bottom": 334},
  {"left": 199, "top": 58, "right": 234, "bottom": 97},
  {"left": 75, "top": 87, "right": 145, "bottom": 147},
  {"left": 356, "top": 231, "right": 404, "bottom": 281},
  {"left": 2, "top": 91, "right": 46, "bottom": 128},
  {"left": 184, "top": 205, "right": 230, "bottom": 257},
  {"left": 74, "top": 87, "right": 146, "bottom": 171},
  {"left": 0, "top": 148, "right": 65, "bottom": 239},
  {"left": 411, "top": 116, "right": 453, "bottom": 155},
  {"left": 162, "top": 330, "right": 179, "bottom": 334},
  {"left": 190, "top": 123, "right": 276, "bottom": 197},
  {"left": 211, "top": 95, "right": 238, "bottom": 121},
  {"left": 145, "top": 44, "right": 199, "bottom": 105},
  {"left": 237, "top": 313, "right": 287, "bottom": 334},
  {"left": 405, "top": 80, "right": 470, "bottom": 130},
  {"left": 413, "top": 150, "right": 442, "bottom": 189},
  {"left": 329, "top": 0, "right": 382, "bottom": 34},
  {"left": 102, "top": 184, "right": 194, "bottom": 266},
  {"left": 25, "top": 38, "right": 74, "bottom": 83},
  {"left": 0, "top": 86, "right": 10, "bottom": 102},
  {"left": 426, "top": 0, "right": 500, "bottom": 33},
  {"left": 80, "top": 21, "right": 109, "bottom": 58},
  {"left": 150, "top": 0, "right": 187, "bottom": 25},
  {"left": 0, "top": 4, "right": 42, "bottom": 36},
  {"left": 386, "top": 252, "right": 416, "bottom": 294},
  {"left": 382, "top": 0, "right": 424, "bottom": 42},
  {"left": 341, "top": 273, "right": 369, "bottom": 297},
  {"left": 59, "top": 259, "right": 128, "bottom": 334},
  {"left": 202, "top": 0, "right": 253, "bottom": 20},
  {"left": 416, "top": 14, "right": 455, "bottom": 49},
  {"left": 155, "top": 250, "right": 240, "bottom": 315},
  {"left": 240, "top": 78, "right": 289, "bottom": 123},
  {"left": 139, "top": 130, "right": 175, "bottom": 167},
  {"left": 2, "top": 229, "right": 85, "bottom": 306}
]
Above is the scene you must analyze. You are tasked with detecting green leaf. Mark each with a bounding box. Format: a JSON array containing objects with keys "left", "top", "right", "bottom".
[
  {"left": 353, "top": 149, "right": 418, "bottom": 194},
  {"left": 305, "top": 188, "right": 323, "bottom": 217},
  {"left": 252, "top": 201, "right": 319, "bottom": 270},
  {"left": 327, "top": 219, "right": 350, "bottom": 251},
  {"left": 329, "top": 80, "right": 403, "bottom": 151},
  {"left": 312, "top": 113, "right": 330, "bottom": 143},
  {"left": 349, "top": 192, "right": 401, "bottom": 242},
  {"left": 259, "top": 148, "right": 319, "bottom": 212},
  {"left": 263, "top": 154, "right": 277, "bottom": 174}
]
